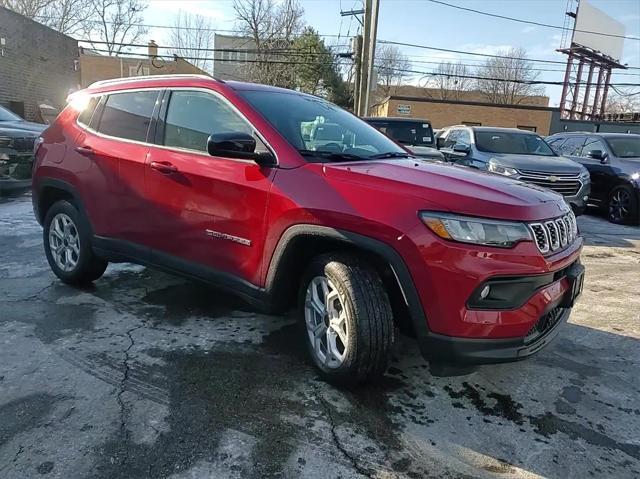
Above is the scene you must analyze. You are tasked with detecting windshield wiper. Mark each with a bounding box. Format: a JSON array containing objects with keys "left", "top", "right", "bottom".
[
  {"left": 298, "top": 149, "right": 364, "bottom": 162},
  {"left": 368, "top": 151, "right": 413, "bottom": 159}
]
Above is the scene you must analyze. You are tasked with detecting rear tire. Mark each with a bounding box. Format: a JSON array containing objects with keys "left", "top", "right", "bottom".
[
  {"left": 299, "top": 253, "right": 394, "bottom": 386},
  {"left": 608, "top": 184, "right": 639, "bottom": 225},
  {"left": 43, "top": 200, "right": 108, "bottom": 285}
]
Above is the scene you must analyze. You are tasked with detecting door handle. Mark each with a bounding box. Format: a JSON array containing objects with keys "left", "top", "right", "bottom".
[
  {"left": 150, "top": 161, "right": 178, "bottom": 174},
  {"left": 75, "top": 146, "right": 94, "bottom": 155}
]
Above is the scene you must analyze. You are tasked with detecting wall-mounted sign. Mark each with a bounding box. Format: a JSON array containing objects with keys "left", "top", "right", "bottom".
[{"left": 397, "top": 104, "right": 411, "bottom": 115}]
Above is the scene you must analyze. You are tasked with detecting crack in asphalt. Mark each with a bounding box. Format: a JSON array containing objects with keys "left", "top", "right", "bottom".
[
  {"left": 115, "top": 323, "right": 145, "bottom": 465},
  {"left": 318, "top": 394, "right": 372, "bottom": 479},
  {"left": 3, "top": 282, "right": 55, "bottom": 303}
]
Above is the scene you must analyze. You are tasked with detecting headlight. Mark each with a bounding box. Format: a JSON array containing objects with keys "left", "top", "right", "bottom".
[
  {"left": 488, "top": 159, "right": 518, "bottom": 177},
  {"left": 420, "top": 212, "right": 531, "bottom": 248}
]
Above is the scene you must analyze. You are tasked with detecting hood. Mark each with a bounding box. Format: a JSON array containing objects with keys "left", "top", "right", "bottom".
[
  {"left": 324, "top": 159, "right": 569, "bottom": 222},
  {"left": 405, "top": 145, "right": 444, "bottom": 160},
  {"left": 0, "top": 120, "right": 46, "bottom": 135},
  {"left": 615, "top": 157, "right": 640, "bottom": 176},
  {"left": 489, "top": 153, "right": 583, "bottom": 174}
]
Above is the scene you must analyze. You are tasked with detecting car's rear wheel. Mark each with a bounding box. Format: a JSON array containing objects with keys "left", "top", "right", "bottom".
[
  {"left": 608, "top": 184, "right": 639, "bottom": 225},
  {"left": 299, "top": 253, "right": 394, "bottom": 386},
  {"left": 43, "top": 200, "right": 108, "bottom": 285}
]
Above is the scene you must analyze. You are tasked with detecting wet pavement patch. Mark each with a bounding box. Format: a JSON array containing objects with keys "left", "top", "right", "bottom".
[
  {"left": 0, "top": 394, "right": 59, "bottom": 447},
  {"left": 443, "top": 382, "right": 524, "bottom": 425}
]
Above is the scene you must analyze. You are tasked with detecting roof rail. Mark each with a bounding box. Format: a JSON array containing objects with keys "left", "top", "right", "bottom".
[{"left": 87, "top": 74, "right": 217, "bottom": 89}]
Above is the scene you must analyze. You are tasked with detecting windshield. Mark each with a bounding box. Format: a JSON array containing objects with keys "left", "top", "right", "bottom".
[
  {"left": 367, "top": 120, "right": 434, "bottom": 147},
  {"left": 0, "top": 106, "right": 22, "bottom": 122},
  {"left": 605, "top": 137, "right": 640, "bottom": 159},
  {"left": 475, "top": 131, "right": 556, "bottom": 156},
  {"left": 237, "top": 90, "right": 408, "bottom": 161}
]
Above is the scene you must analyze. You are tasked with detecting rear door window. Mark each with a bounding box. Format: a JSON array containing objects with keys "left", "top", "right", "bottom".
[{"left": 97, "top": 90, "right": 159, "bottom": 142}]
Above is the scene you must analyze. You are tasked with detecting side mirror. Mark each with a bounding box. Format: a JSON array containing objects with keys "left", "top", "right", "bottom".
[
  {"left": 207, "top": 132, "right": 276, "bottom": 166},
  {"left": 436, "top": 137, "right": 446, "bottom": 149},
  {"left": 452, "top": 143, "right": 470, "bottom": 154},
  {"left": 586, "top": 149, "right": 607, "bottom": 162}
]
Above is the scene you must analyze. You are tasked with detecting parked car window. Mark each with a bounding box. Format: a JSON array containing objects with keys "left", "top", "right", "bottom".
[
  {"left": 475, "top": 131, "right": 555, "bottom": 156},
  {"left": 579, "top": 138, "right": 607, "bottom": 157},
  {"left": 237, "top": 90, "right": 406, "bottom": 160},
  {"left": 443, "top": 129, "right": 460, "bottom": 148},
  {"left": 456, "top": 130, "right": 471, "bottom": 146},
  {"left": 77, "top": 97, "right": 99, "bottom": 128},
  {"left": 368, "top": 120, "right": 434, "bottom": 147},
  {"left": 164, "top": 90, "right": 267, "bottom": 154},
  {"left": 546, "top": 137, "right": 564, "bottom": 149},
  {"left": 556, "top": 136, "right": 585, "bottom": 156},
  {"left": 605, "top": 136, "right": 640, "bottom": 159},
  {"left": 0, "top": 105, "right": 22, "bottom": 122},
  {"left": 97, "top": 90, "right": 158, "bottom": 142}
]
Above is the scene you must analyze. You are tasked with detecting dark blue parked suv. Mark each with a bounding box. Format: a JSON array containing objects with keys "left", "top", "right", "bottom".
[{"left": 438, "top": 126, "right": 591, "bottom": 215}]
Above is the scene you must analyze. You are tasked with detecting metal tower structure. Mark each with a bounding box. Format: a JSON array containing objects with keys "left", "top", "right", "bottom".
[{"left": 557, "top": 0, "right": 627, "bottom": 121}]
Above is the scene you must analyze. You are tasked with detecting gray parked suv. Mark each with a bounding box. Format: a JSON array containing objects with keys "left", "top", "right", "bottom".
[{"left": 438, "top": 126, "right": 591, "bottom": 215}]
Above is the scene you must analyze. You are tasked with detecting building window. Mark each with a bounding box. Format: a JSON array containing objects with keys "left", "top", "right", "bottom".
[
  {"left": 517, "top": 125, "right": 537, "bottom": 132},
  {"left": 462, "top": 121, "right": 481, "bottom": 126}
]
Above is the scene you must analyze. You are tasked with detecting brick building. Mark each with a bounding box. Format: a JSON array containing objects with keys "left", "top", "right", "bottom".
[
  {"left": 79, "top": 41, "right": 208, "bottom": 87},
  {"left": 372, "top": 95, "right": 556, "bottom": 134},
  {"left": 0, "top": 6, "right": 80, "bottom": 121}
]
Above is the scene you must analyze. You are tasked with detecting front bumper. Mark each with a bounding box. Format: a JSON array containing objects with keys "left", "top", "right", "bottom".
[
  {"left": 0, "top": 151, "right": 34, "bottom": 195},
  {"left": 402, "top": 223, "right": 583, "bottom": 364}
]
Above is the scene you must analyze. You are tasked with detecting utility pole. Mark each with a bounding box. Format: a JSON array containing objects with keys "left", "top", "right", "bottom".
[
  {"left": 358, "top": 0, "right": 379, "bottom": 117},
  {"left": 351, "top": 35, "right": 362, "bottom": 112},
  {"left": 342, "top": 0, "right": 379, "bottom": 116}
]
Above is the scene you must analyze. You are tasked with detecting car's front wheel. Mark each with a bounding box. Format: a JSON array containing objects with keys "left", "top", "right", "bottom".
[
  {"left": 43, "top": 200, "right": 108, "bottom": 285},
  {"left": 299, "top": 253, "right": 394, "bottom": 385},
  {"left": 608, "top": 184, "right": 639, "bottom": 225}
]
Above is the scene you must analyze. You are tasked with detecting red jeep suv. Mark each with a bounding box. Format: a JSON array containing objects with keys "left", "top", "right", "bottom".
[{"left": 32, "top": 75, "right": 584, "bottom": 384}]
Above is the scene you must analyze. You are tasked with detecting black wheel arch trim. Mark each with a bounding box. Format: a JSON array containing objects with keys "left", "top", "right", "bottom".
[
  {"left": 264, "top": 224, "right": 431, "bottom": 339},
  {"left": 33, "top": 178, "right": 94, "bottom": 234}
]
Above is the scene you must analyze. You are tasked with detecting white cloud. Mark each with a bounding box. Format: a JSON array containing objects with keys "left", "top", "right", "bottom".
[
  {"left": 522, "top": 26, "right": 536, "bottom": 34},
  {"left": 147, "top": 0, "right": 227, "bottom": 22}
]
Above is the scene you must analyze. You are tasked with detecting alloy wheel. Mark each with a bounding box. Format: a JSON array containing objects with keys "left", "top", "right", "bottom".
[
  {"left": 609, "top": 189, "right": 631, "bottom": 222},
  {"left": 48, "top": 213, "right": 80, "bottom": 272},
  {"left": 304, "top": 276, "right": 349, "bottom": 368}
]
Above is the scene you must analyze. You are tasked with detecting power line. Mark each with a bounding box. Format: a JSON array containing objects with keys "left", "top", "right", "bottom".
[
  {"left": 376, "top": 64, "right": 640, "bottom": 87},
  {"left": 377, "top": 39, "right": 640, "bottom": 70},
  {"left": 425, "top": 0, "right": 640, "bottom": 41}
]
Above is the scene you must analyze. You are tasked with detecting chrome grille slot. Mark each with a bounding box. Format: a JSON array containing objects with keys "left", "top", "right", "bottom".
[
  {"left": 528, "top": 211, "right": 578, "bottom": 255},
  {"left": 517, "top": 170, "right": 582, "bottom": 197}
]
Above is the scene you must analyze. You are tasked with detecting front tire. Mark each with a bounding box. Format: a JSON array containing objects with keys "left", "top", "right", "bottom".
[
  {"left": 608, "top": 184, "right": 639, "bottom": 225},
  {"left": 43, "top": 200, "right": 108, "bottom": 285},
  {"left": 299, "top": 253, "right": 394, "bottom": 386}
]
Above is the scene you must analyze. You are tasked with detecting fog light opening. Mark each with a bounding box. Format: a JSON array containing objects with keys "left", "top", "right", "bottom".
[{"left": 480, "top": 285, "right": 491, "bottom": 299}]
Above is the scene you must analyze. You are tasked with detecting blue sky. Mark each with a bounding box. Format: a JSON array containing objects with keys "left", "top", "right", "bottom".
[{"left": 144, "top": 0, "right": 640, "bottom": 105}]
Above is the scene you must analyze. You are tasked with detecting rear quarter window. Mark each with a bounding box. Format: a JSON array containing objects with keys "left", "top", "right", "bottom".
[
  {"left": 77, "top": 97, "right": 99, "bottom": 127},
  {"left": 96, "top": 90, "right": 159, "bottom": 142}
]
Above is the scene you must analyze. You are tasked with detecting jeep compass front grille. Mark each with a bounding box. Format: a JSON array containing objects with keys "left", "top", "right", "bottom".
[{"left": 528, "top": 212, "right": 577, "bottom": 255}]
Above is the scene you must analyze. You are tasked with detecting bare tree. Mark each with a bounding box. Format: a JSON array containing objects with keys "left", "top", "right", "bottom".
[
  {"left": 169, "top": 11, "right": 215, "bottom": 72},
  {"left": 0, "top": 0, "right": 53, "bottom": 18},
  {"left": 83, "top": 0, "right": 147, "bottom": 55},
  {"left": 2, "top": 0, "right": 92, "bottom": 35},
  {"left": 428, "top": 62, "right": 472, "bottom": 100},
  {"left": 606, "top": 88, "right": 640, "bottom": 114},
  {"left": 232, "top": 0, "right": 304, "bottom": 87},
  {"left": 375, "top": 43, "right": 411, "bottom": 98},
  {"left": 475, "top": 47, "right": 544, "bottom": 104}
]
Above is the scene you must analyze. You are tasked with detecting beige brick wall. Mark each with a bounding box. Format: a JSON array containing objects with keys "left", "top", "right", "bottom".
[
  {"left": 80, "top": 55, "right": 207, "bottom": 87},
  {"left": 384, "top": 99, "right": 554, "bottom": 135}
]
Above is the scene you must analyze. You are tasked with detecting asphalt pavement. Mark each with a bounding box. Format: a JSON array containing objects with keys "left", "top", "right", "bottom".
[{"left": 1, "top": 194, "right": 639, "bottom": 479}]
